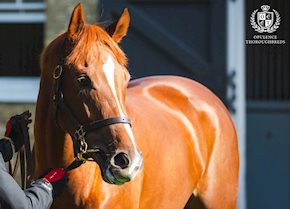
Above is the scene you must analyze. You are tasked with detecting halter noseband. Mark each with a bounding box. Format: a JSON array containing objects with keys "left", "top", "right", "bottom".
[{"left": 52, "top": 64, "right": 131, "bottom": 169}]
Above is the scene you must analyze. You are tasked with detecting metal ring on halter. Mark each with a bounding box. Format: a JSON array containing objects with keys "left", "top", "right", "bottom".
[
  {"left": 79, "top": 140, "right": 88, "bottom": 153},
  {"left": 53, "top": 65, "right": 63, "bottom": 79}
]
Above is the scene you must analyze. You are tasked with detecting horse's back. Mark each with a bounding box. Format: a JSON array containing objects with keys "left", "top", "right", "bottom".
[{"left": 127, "top": 76, "right": 239, "bottom": 209}]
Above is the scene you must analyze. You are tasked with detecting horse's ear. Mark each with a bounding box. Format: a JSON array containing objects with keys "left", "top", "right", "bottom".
[
  {"left": 106, "top": 8, "right": 130, "bottom": 43},
  {"left": 68, "top": 3, "right": 86, "bottom": 41}
]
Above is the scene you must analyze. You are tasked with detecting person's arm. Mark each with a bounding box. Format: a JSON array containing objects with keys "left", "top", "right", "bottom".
[
  {"left": 0, "top": 152, "right": 53, "bottom": 209},
  {"left": 0, "top": 111, "right": 68, "bottom": 209}
]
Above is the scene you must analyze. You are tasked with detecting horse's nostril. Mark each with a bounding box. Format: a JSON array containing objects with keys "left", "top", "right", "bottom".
[{"left": 113, "top": 152, "right": 130, "bottom": 169}]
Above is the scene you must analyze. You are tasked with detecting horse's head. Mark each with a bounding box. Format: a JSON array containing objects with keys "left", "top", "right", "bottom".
[{"left": 41, "top": 3, "right": 143, "bottom": 185}]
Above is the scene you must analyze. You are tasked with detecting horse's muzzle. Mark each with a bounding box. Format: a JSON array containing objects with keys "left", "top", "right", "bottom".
[{"left": 105, "top": 150, "right": 143, "bottom": 185}]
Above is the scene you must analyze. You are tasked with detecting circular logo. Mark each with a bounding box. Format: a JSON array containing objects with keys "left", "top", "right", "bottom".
[{"left": 250, "top": 5, "right": 281, "bottom": 33}]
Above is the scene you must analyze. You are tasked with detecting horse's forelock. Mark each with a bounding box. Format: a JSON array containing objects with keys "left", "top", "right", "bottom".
[
  {"left": 66, "top": 24, "right": 128, "bottom": 68},
  {"left": 41, "top": 24, "right": 127, "bottom": 75}
]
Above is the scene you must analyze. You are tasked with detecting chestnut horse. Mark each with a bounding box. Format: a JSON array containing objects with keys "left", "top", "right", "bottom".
[{"left": 34, "top": 3, "right": 239, "bottom": 209}]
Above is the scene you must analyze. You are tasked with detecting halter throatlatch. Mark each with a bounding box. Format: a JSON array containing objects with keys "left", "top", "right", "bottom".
[{"left": 52, "top": 65, "right": 132, "bottom": 170}]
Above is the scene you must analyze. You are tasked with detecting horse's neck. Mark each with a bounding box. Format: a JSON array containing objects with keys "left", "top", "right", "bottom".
[{"left": 34, "top": 84, "right": 72, "bottom": 175}]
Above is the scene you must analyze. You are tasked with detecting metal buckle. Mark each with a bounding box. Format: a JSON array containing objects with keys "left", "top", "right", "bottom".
[
  {"left": 76, "top": 149, "right": 100, "bottom": 162},
  {"left": 74, "top": 126, "right": 88, "bottom": 153},
  {"left": 53, "top": 65, "right": 63, "bottom": 79},
  {"left": 76, "top": 148, "right": 100, "bottom": 162}
]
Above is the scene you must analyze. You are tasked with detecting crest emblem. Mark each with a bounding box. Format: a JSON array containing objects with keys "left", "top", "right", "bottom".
[{"left": 250, "top": 5, "right": 281, "bottom": 33}]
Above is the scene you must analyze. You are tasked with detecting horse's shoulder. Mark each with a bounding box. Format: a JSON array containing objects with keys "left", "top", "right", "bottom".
[{"left": 127, "top": 75, "right": 229, "bottom": 120}]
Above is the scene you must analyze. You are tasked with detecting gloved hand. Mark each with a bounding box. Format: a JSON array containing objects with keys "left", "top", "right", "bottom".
[
  {"left": 5, "top": 111, "right": 32, "bottom": 152},
  {"left": 0, "top": 138, "right": 13, "bottom": 162},
  {"left": 43, "top": 168, "right": 69, "bottom": 198}
]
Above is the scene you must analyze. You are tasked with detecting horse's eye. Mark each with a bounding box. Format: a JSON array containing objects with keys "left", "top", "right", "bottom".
[{"left": 77, "top": 75, "right": 92, "bottom": 88}]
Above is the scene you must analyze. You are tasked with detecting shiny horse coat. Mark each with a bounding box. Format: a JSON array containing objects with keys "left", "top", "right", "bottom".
[{"left": 34, "top": 3, "right": 239, "bottom": 209}]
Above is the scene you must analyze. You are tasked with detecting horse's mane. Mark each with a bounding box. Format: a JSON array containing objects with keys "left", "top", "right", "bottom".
[{"left": 41, "top": 23, "right": 127, "bottom": 72}]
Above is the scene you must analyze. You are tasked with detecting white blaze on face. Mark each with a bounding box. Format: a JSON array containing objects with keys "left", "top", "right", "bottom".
[{"left": 102, "top": 55, "right": 141, "bottom": 174}]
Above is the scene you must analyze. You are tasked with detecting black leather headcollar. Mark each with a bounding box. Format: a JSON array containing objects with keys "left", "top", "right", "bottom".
[{"left": 52, "top": 64, "right": 131, "bottom": 167}]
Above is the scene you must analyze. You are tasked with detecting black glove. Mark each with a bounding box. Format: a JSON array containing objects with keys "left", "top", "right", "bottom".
[
  {"left": 0, "top": 138, "right": 13, "bottom": 162},
  {"left": 43, "top": 168, "right": 69, "bottom": 198},
  {"left": 5, "top": 111, "right": 32, "bottom": 152}
]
